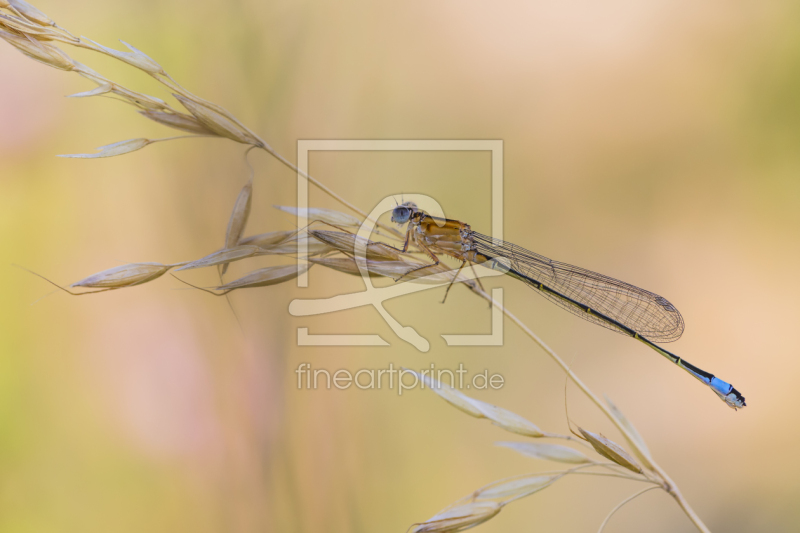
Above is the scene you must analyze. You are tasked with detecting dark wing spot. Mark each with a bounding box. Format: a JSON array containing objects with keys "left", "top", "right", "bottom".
[{"left": 655, "top": 296, "right": 676, "bottom": 312}]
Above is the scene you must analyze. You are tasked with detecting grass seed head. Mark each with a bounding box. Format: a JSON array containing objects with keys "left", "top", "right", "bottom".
[
  {"left": 215, "top": 263, "right": 310, "bottom": 292},
  {"left": 370, "top": 260, "right": 473, "bottom": 284},
  {"left": 84, "top": 38, "right": 163, "bottom": 74},
  {"left": 173, "top": 94, "right": 259, "bottom": 145},
  {"left": 316, "top": 256, "right": 469, "bottom": 284},
  {"left": 474, "top": 474, "right": 560, "bottom": 501},
  {"left": 0, "top": 30, "right": 73, "bottom": 70},
  {"left": 308, "top": 257, "right": 382, "bottom": 277},
  {"left": 495, "top": 441, "right": 591, "bottom": 465},
  {"left": 579, "top": 428, "right": 643, "bottom": 473},
  {"left": 139, "top": 110, "right": 213, "bottom": 135},
  {"left": 59, "top": 138, "right": 152, "bottom": 159},
  {"left": 604, "top": 395, "right": 653, "bottom": 468},
  {"left": 8, "top": 0, "right": 53, "bottom": 26},
  {"left": 410, "top": 369, "right": 485, "bottom": 418},
  {"left": 410, "top": 369, "right": 544, "bottom": 435},
  {"left": 311, "top": 256, "right": 414, "bottom": 279},
  {"left": 469, "top": 400, "right": 544, "bottom": 438},
  {"left": 222, "top": 179, "right": 253, "bottom": 274},
  {"left": 257, "top": 233, "right": 332, "bottom": 255},
  {"left": 110, "top": 85, "right": 169, "bottom": 111},
  {"left": 410, "top": 369, "right": 543, "bottom": 437},
  {"left": 411, "top": 502, "right": 502, "bottom": 533},
  {"left": 273, "top": 205, "right": 361, "bottom": 227},
  {"left": 67, "top": 83, "right": 113, "bottom": 99},
  {"left": 176, "top": 245, "right": 261, "bottom": 271},
  {"left": 0, "top": 11, "right": 53, "bottom": 37},
  {"left": 73, "top": 62, "right": 105, "bottom": 84},
  {"left": 71, "top": 263, "right": 171, "bottom": 289},
  {"left": 309, "top": 230, "right": 402, "bottom": 261},
  {"left": 238, "top": 230, "right": 296, "bottom": 248}
]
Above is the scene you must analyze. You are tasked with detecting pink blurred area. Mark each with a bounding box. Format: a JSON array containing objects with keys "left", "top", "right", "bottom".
[
  {"left": 2, "top": 1, "right": 799, "bottom": 532},
  {"left": 0, "top": 53, "right": 63, "bottom": 155}
]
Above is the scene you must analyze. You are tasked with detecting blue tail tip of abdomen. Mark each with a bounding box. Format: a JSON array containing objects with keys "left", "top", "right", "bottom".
[{"left": 710, "top": 377, "right": 746, "bottom": 410}]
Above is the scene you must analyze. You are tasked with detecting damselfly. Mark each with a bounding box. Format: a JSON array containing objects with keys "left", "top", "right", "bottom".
[{"left": 390, "top": 202, "right": 746, "bottom": 410}]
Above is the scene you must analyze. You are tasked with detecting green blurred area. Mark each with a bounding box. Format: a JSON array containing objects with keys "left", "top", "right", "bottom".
[{"left": 2, "top": 1, "right": 800, "bottom": 532}]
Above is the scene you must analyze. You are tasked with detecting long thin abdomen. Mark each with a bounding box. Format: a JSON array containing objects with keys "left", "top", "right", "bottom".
[{"left": 486, "top": 257, "right": 746, "bottom": 409}]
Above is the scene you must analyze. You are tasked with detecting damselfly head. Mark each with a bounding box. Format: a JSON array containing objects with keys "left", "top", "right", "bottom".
[{"left": 390, "top": 201, "right": 417, "bottom": 225}]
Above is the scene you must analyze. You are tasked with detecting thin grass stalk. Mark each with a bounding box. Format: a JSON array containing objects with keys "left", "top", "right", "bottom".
[
  {"left": 597, "top": 486, "right": 660, "bottom": 533},
  {"left": 470, "top": 286, "right": 711, "bottom": 533}
]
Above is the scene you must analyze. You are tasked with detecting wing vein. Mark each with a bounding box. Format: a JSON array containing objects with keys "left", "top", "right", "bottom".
[{"left": 470, "top": 232, "right": 684, "bottom": 342}]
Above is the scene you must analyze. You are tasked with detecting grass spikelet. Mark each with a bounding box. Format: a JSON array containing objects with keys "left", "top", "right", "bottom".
[
  {"left": 309, "top": 230, "right": 402, "bottom": 261},
  {"left": 175, "top": 245, "right": 262, "bottom": 271},
  {"left": 410, "top": 502, "right": 502, "bottom": 533},
  {"left": 67, "top": 83, "right": 112, "bottom": 98},
  {"left": 474, "top": 474, "right": 561, "bottom": 501},
  {"left": 214, "top": 263, "right": 311, "bottom": 293},
  {"left": 8, "top": 0, "right": 53, "bottom": 27},
  {"left": 411, "top": 369, "right": 485, "bottom": 417},
  {"left": 117, "top": 92, "right": 168, "bottom": 111},
  {"left": 470, "top": 400, "right": 545, "bottom": 438},
  {"left": 222, "top": 178, "right": 253, "bottom": 274},
  {"left": 409, "top": 369, "right": 544, "bottom": 436},
  {"left": 369, "top": 260, "right": 472, "bottom": 284},
  {"left": 83, "top": 38, "right": 163, "bottom": 74},
  {"left": 604, "top": 395, "right": 653, "bottom": 466},
  {"left": 0, "top": 30, "right": 73, "bottom": 69},
  {"left": 310, "top": 256, "right": 460, "bottom": 283},
  {"left": 495, "top": 441, "right": 591, "bottom": 465},
  {"left": 308, "top": 257, "right": 382, "bottom": 277},
  {"left": 17, "top": 263, "right": 170, "bottom": 296},
  {"left": 173, "top": 94, "right": 260, "bottom": 145},
  {"left": 273, "top": 205, "right": 361, "bottom": 227},
  {"left": 71, "top": 263, "right": 173, "bottom": 288},
  {"left": 259, "top": 233, "right": 332, "bottom": 255},
  {"left": 578, "top": 428, "right": 643, "bottom": 474},
  {"left": 0, "top": 11, "right": 52, "bottom": 37},
  {"left": 58, "top": 138, "right": 152, "bottom": 159},
  {"left": 238, "top": 230, "right": 295, "bottom": 248},
  {"left": 138, "top": 110, "right": 213, "bottom": 135}
]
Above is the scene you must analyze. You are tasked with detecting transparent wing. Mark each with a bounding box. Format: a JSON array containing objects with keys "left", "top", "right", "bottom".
[{"left": 471, "top": 233, "right": 684, "bottom": 342}]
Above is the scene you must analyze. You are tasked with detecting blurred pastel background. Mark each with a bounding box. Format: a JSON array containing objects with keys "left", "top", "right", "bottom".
[{"left": 1, "top": 0, "right": 799, "bottom": 531}]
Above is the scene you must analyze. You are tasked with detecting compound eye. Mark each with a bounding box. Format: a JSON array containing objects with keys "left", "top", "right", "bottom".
[{"left": 391, "top": 207, "right": 411, "bottom": 223}]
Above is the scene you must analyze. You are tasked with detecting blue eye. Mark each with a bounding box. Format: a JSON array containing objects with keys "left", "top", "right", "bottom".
[{"left": 391, "top": 207, "right": 411, "bottom": 224}]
